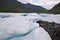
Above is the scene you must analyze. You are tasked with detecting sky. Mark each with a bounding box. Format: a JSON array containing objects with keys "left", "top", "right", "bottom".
[{"left": 17, "top": 0, "right": 60, "bottom": 10}]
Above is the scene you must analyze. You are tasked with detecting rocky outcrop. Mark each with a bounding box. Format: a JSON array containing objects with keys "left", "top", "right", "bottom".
[{"left": 37, "top": 21, "right": 60, "bottom": 40}]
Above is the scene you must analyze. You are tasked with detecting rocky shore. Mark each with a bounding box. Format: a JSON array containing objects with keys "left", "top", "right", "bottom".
[{"left": 37, "top": 21, "right": 60, "bottom": 40}]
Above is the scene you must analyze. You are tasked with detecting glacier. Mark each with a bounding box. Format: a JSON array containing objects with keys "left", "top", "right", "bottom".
[{"left": 0, "top": 13, "right": 60, "bottom": 40}]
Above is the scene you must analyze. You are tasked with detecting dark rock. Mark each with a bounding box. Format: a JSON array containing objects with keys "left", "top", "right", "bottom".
[{"left": 37, "top": 21, "right": 60, "bottom": 40}]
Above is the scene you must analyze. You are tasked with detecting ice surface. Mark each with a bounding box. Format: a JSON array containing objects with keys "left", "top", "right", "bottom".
[
  {"left": 0, "top": 13, "right": 60, "bottom": 40},
  {"left": 39, "top": 14, "right": 60, "bottom": 24}
]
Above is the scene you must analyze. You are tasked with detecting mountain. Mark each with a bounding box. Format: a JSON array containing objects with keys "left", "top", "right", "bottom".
[
  {"left": 43, "top": 3, "right": 60, "bottom": 14},
  {"left": 52, "top": 3, "right": 60, "bottom": 9},
  {"left": 23, "top": 3, "right": 46, "bottom": 12},
  {"left": 0, "top": 0, "right": 47, "bottom": 12},
  {"left": 50, "top": 3, "right": 60, "bottom": 14},
  {"left": 0, "top": 0, "right": 29, "bottom": 12}
]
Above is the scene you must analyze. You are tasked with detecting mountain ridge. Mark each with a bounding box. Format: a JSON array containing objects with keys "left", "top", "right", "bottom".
[
  {"left": 43, "top": 3, "right": 60, "bottom": 14},
  {"left": 0, "top": 0, "right": 47, "bottom": 12}
]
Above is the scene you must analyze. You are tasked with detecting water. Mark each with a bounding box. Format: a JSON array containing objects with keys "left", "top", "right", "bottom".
[{"left": 0, "top": 13, "right": 60, "bottom": 40}]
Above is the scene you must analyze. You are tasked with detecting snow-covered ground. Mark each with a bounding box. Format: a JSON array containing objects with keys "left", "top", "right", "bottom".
[{"left": 0, "top": 13, "right": 60, "bottom": 40}]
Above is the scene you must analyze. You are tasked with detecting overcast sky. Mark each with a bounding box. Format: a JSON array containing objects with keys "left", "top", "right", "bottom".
[{"left": 17, "top": 0, "right": 60, "bottom": 10}]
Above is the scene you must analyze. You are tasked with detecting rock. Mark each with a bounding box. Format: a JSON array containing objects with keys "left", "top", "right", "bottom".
[{"left": 37, "top": 20, "right": 60, "bottom": 40}]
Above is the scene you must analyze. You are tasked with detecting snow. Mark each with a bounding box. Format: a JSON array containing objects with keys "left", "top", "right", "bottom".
[
  {"left": 0, "top": 13, "right": 60, "bottom": 40},
  {"left": 38, "top": 14, "right": 60, "bottom": 24}
]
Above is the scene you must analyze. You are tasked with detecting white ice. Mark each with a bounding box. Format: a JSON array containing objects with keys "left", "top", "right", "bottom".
[{"left": 0, "top": 13, "right": 60, "bottom": 40}]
